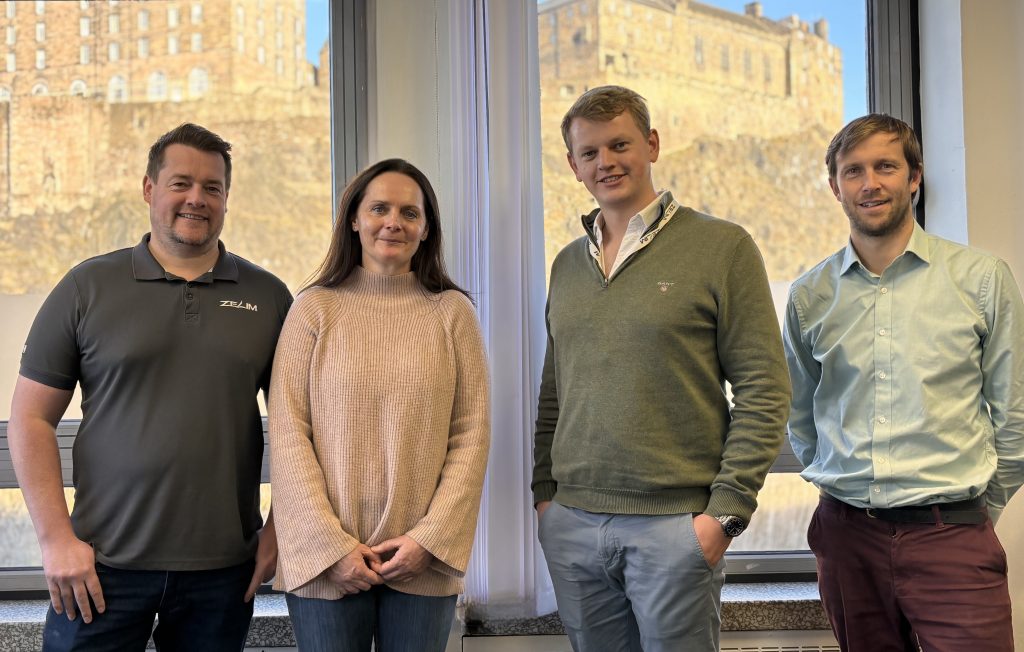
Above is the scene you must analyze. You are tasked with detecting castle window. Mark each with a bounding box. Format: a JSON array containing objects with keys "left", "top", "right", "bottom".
[
  {"left": 744, "top": 49, "right": 753, "bottom": 78},
  {"left": 6, "top": 2, "right": 15, "bottom": 19},
  {"left": 168, "top": 7, "right": 180, "bottom": 29},
  {"left": 0, "top": 87, "right": 10, "bottom": 102},
  {"left": 147, "top": 72, "right": 167, "bottom": 101},
  {"left": 80, "top": 44, "right": 90, "bottom": 65},
  {"left": 69, "top": 80, "right": 87, "bottom": 97},
  {"left": 257, "top": 46, "right": 266, "bottom": 64},
  {"left": 108, "top": 13, "right": 120, "bottom": 35},
  {"left": 191, "top": 4, "right": 203, "bottom": 24},
  {"left": 188, "top": 67, "right": 209, "bottom": 97},
  {"left": 559, "top": 84, "right": 574, "bottom": 98},
  {"left": 79, "top": 0, "right": 89, "bottom": 9},
  {"left": 109, "top": 42, "right": 120, "bottom": 62},
  {"left": 694, "top": 37, "right": 703, "bottom": 68},
  {"left": 138, "top": 10, "right": 149, "bottom": 31},
  {"left": 34, "top": 1, "right": 44, "bottom": 16},
  {"left": 763, "top": 54, "right": 772, "bottom": 82},
  {"left": 5, "top": 26, "right": 14, "bottom": 46},
  {"left": 257, "top": 18, "right": 265, "bottom": 37},
  {"left": 237, "top": 34, "right": 245, "bottom": 53},
  {"left": 720, "top": 45, "right": 730, "bottom": 72},
  {"left": 168, "top": 35, "right": 179, "bottom": 55},
  {"left": 191, "top": 33, "right": 202, "bottom": 53},
  {"left": 605, "top": 53, "right": 615, "bottom": 67},
  {"left": 80, "top": 18, "right": 90, "bottom": 37},
  {"left": 236, "top": 5, "right": 245, "bottom": 27},
  {"left": 276, "top": 4, "right": 284, "bottom": 25},
  {"left": 35, "top": 49, "right": 45, "bottom": 70},
  {"left": 31, "top": 82, "right": 48, "bottom": 96},
  {"left": 276, "top": 31, "right": 283, "bottom": 50},
  {"left": 107, "top": 75, "right": 126, "bottom": 102},
  {"left": 276, "top": 56, "right": 283, "bottom": 76},
  {"left": 138, "top": 37, "right": 149, "bottom": 58},
  {"left": 35, "top": 22, "right": 45, "bottom": 43},
  {"left": 5, "top": 53, "right": 15, "bottom": 73}
]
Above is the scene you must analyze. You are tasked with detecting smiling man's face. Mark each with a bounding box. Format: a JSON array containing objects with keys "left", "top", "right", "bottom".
[
  {"left": 566, "top": 111, "right": 660, "bottom": 219},
  {"left": 830, "top": 131, "right": 921, "bottom": 240},
  {"left": 143, "top": 143, "right": 227, "bottom": 254}
]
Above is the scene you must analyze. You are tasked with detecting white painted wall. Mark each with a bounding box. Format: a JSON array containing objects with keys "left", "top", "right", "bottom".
[{"left": 920, "top": 1, "right": 1024, "bottom": 647}]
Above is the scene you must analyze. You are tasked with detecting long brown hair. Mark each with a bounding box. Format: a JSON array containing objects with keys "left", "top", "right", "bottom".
[{"left": 304, "top": 158, "right": 471, "bottom": 301}]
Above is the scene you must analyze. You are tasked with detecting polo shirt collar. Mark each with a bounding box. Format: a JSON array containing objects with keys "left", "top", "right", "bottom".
[{"left": 132, "top": 233, "right": 238, "bottom": 282}]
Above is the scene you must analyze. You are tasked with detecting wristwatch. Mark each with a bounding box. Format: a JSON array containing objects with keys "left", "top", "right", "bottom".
[{"left": 716, "top": 515, "right": 747, "bottom": 538}]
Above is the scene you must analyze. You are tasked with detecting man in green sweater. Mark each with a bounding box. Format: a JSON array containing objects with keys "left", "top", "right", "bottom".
[{"left": 532, "top": 85, "right": 791, "bottom": 651}]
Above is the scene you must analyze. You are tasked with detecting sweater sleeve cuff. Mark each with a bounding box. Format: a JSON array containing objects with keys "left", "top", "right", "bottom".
[
  {"left": 532, "top": 481, "right": 557, "bottom": 505},
  {"left": 280, "top": 535, "right": 357, "bottom": 592},
  {"left": 705, "top": 488, "right": 756, "bottom": 522}
]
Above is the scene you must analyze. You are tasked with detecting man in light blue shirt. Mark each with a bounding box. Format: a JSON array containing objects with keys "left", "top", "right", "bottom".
[{"left": 784, "top": 114, "right": 1023, "bottom": 652}]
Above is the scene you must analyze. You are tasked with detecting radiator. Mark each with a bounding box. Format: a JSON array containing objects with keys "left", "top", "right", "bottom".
[{"left": 720, "top": 629, "right": 841, "bottom": 651}]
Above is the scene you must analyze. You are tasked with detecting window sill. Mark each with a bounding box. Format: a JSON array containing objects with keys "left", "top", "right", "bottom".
[{"left": 0, "top": 584, "right": 830, "bottom": 648}]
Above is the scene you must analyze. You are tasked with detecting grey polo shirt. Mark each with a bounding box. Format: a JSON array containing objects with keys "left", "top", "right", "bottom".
[{"left": 20, "top": 234, "right": 292, "bottom": 570}]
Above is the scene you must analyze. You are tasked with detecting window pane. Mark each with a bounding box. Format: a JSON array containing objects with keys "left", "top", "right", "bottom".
[{"left": 538, "top": 0, "right": 867, "bottom": 552}]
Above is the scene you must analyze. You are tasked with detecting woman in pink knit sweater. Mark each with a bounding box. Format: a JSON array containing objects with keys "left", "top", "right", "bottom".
[{"left": 268, "top": 159, "right": 490, "bottom": 651}]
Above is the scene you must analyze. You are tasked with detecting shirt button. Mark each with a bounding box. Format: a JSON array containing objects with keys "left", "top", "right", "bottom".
[
  {"left": 186, "top": 293, "right": 194, "bottom": 300},
  {"left": 880, "top": 287, "right": 888, "bottom": 294},
  {"left": 878, "top": 457, "right": 887, "bottom": 464},
  {"left": 879, "top": 371, "right": 887, "bottom": 379},
  {"left": 878, "top": 328, "right": 887, "bottom": 336},
  {"left": 878, "top": 416, "right": 887, "bottom": 424}
]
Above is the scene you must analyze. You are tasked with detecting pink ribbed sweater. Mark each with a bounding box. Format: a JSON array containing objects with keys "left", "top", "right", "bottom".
[{"left": 268, "top": 267, "right": 490, "bottom": 598}]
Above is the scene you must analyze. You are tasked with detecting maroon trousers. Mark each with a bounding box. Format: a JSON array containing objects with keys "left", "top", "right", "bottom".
[{"left": 808, "top": 496, "right": 1013, "bottom": 652}]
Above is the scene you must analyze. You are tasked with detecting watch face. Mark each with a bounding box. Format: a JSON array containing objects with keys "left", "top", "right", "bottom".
[{"left": 719, "top": 515, "right": 746, "bottom": 537}]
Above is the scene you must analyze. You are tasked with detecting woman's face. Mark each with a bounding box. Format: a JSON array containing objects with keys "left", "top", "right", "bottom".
[{"left": 352, "top": 172, "right": 428, "bottom": 276}]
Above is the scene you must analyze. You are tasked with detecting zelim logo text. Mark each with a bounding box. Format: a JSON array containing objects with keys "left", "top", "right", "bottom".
[{"left": 220, "top": 300, "right": 258, "bottom": 312}]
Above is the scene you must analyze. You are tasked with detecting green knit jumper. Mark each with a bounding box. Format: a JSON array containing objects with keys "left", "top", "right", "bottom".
[{"left": 532, "top": 196, "right": 791, "bottom": 521}]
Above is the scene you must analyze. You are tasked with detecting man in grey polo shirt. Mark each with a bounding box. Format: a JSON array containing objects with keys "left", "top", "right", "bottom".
[{"left": 8, "top": 123, "right": 292, "bottom": 651}]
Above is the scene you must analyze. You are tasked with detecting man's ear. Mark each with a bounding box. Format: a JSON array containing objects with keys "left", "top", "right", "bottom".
[
  {"left": 142, "top": 175, "right": 153, "bottom": 205},
  {"left": 647, "top": 128, "right": 660, "bottom": 164},
  {"left": 567, "top": 151, "right": 582, "bottom": 182},
  {"left": 828, "top": 177, "right": 841, "bottom": 202}
]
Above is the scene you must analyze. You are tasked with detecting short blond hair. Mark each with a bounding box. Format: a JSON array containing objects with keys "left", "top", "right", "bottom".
[{"left": 561, "top": 85, "right": 651, "bottom": 152}]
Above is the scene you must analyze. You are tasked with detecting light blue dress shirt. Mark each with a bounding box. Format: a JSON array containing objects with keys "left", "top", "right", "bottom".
[{"left": 784, "top": 222, "right": 1024, "bottom": 522}]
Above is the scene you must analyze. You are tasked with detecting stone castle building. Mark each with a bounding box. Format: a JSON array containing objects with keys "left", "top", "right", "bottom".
[
  {"left": 538, "top": 0, "right": 843, "bottom": 149},
  {"left": 0, "top": 0, "right": 314, "bottom": 104}
]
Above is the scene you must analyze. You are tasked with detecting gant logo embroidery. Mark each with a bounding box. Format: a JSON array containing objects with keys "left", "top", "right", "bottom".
[
  {"left": 657, "top": 281, "right": 674, "bottom": 293},
  {"left": 220, "top": 300, "right": 258, "bottom": 312}
]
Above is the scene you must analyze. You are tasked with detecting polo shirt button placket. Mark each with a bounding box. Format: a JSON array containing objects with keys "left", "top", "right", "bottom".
[{"left": 184, "top": 282, "right": 200, "bottom": 325}]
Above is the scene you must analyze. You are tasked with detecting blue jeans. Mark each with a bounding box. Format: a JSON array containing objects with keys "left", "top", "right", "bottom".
[
  {"left": 538, "top": 502, "right": 726, "bottom": 652},
  {"left": 42, "top": 560, "right": 255, "bottom": 652},
  {"left": 286, "top": 585, "right": 456, "bottom": 652}
]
